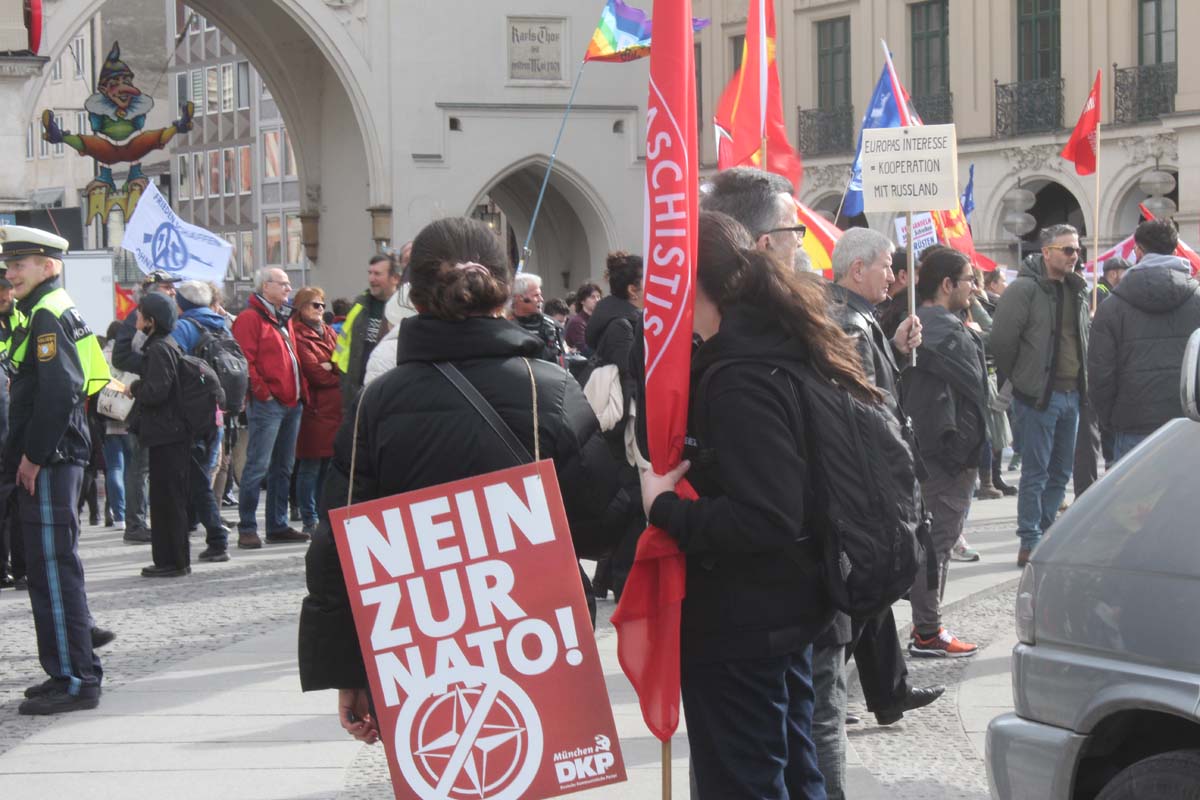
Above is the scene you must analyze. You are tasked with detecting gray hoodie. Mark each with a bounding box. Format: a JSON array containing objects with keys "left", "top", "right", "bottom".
[{"left": 1127, "top": 251, "right": 1191, "bottom": 274}]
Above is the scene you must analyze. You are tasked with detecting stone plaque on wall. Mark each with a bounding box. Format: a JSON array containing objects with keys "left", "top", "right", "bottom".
[{"left": 507, "top": 17, "right": 566, "bottom": 83}]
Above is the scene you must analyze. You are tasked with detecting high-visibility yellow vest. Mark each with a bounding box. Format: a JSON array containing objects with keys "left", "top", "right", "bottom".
[
  {"left": 332, "top": 301, "right": 364, "bottom": 373},
  {"left": 0, "top": 307, "right": 29, "bottom": 368},
  {"left": 11, "top": 287, "right": 111, "bottom": 396}
]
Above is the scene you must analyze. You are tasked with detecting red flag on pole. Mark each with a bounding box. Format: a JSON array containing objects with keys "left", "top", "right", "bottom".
[
  {"left": 712, "top": 0, "right": 802, "bottom": 191},
  {"left": 1061, "top": 70, "right": 1102, "bottom": 176},
  {"left": 610, "top": 0, "right": 699, "bottom": 744}
]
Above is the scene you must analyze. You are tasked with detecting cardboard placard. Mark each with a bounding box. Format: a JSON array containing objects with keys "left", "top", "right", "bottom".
[
  {"left": 861, "top": 124, "right": 959, "bottom": 212},
  {"left": 329, "top": 460, "right": 626, "bottom": 800}
]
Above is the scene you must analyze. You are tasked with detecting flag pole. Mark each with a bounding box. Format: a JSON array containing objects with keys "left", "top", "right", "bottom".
[
  {"left": 520, "top": 57, "right": 589, "bottom": 271},
  {"left": 907, "top": 210, "right": 917, "bottom": 367},
  {"left": 662, "top": 740, "right": 671, "bottom": 799},
  {"left": 832, "top": 167, "right": 853, "bottom": 225}
]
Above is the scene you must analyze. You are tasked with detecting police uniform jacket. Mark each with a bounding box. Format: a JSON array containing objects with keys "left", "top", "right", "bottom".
[{"left": 4, "top": 277, "right": 91, "bottom": 470}]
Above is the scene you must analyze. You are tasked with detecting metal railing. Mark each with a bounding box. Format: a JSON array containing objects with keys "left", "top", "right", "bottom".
[
  {"left": 797, "top": 105, "right": 855, "bottom": 156},
  {"left": 910, "top": 92, "right": 954, "bottom": 125},
  {"left": 1114, "top": 62, "right": 1177, "bottom": 124},
  {"left": 994, "top": 77, "right": 1064, "bottom": 137}
]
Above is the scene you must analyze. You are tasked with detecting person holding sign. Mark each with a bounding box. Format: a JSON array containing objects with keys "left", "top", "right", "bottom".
[
  {"left": 638, "top": 211, "right": 881, "bottom": 799},
  {"left": 298, "top": 217, "right": 618, "bottom": 745}
]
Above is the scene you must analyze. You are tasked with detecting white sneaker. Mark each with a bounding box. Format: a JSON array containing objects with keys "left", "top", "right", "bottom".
[{"left": 951, "top": 536, "right": 980, "bottom": 562}]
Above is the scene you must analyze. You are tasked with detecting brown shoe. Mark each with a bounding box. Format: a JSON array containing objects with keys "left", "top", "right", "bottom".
[
  {"left": 1017, "top": 547, "right": 1032, "bottom": 568},
  {"left": 265, "top": 527, "right": 310, "bottom": 544},
  {"left": 238, "top": 532, "right": 263, "bottom": 550}
]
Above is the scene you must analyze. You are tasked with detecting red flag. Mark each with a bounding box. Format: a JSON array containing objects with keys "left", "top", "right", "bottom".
[
  {"left": 115, "top": 283, "right": 136, "bottom": 318},
  {"left": 1061, "top": 70, "right": 1101, "bottom": 175},
  {"left": 712, "top": 0, "right": 802, "bottom": 191},
  {"left": 610, "top": 0, "right": 698, "bottom": 744}
]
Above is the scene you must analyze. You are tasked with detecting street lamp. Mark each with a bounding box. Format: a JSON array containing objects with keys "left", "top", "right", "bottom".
[
  {"left": 367, "top": 205, "right": 392, "bottom": 250},
  {"left": 1002, "top": 182, "right": 1038, "bottom": 263}
]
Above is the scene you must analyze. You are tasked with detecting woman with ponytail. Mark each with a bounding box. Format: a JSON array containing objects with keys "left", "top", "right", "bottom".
[
  {"left": 297, "top": 217, "right": 619, "bottom": 748},
  {"left": 639, "top": 211, "right": 876, "bottom": 799}
]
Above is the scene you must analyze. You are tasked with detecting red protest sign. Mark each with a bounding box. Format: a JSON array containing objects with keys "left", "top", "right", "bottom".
[{"left": 329, "top": 460, "right": 626, "bottom": 800}]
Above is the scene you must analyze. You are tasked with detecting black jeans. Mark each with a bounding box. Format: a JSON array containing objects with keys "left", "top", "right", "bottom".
[
  {"left": 189, "top": 433, "right": 225, "bottom": 551},
  {"left": 149, "top": 443, "right": 190, "bottom": 570},
  {"left": 683, "top": 647, "right": 826, "bottom": 799}
]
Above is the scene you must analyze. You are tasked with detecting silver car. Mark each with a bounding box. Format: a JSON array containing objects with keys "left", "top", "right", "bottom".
[{"left": 986, "top": 330, "right": 1200, "bottom": 798}]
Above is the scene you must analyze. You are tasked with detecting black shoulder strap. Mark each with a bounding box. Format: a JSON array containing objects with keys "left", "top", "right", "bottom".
[{"left": 433, "top": 361, "right": 532, "bottom": 465}]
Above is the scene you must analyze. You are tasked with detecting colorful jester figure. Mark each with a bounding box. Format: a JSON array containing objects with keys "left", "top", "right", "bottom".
[{"left": 40, "top": 42, "right": 194, "bottom": 194}]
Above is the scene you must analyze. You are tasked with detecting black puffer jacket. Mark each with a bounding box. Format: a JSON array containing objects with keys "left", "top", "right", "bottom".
[
  {"left": 647, "top": 304, "right": 831, "bottom": 663},
  {"left": 298, "top": 315, "right": 619, "bottom": 691},
  {"left": 128, "top": 332, "right": 188, "bottom": 448},
  {"left": 1088, "top": 258, "right": 1200, "bottom": 434}
]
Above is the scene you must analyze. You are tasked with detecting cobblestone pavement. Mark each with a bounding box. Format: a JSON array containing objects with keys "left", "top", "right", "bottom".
[
  {"left": 1, "top": 509, "right": 1021, "bottom": 798},
  {"left": 0, "top": 523, "right": 311, "bottom": 757},
  {"left": 846, "top": 586, "right": 1016, "bottom": 800}
]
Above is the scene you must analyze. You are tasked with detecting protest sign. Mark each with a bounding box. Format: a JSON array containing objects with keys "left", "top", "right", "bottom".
[
  {"left": 120, "top": 182, "right": 232, "bottom": 283},
  {"left": 329, "top": 460, "right": 626, "bottom": 800},
  {"left": 893, "top": 212, "right": 938, "bottom": 257},
  {"left": 861, "top": 124, "right": 959, "bottom": 213}
]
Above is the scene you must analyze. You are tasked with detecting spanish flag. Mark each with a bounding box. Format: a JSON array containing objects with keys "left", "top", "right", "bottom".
[{"left": 796, "top": 200, "right": 841, "bottom": 278}]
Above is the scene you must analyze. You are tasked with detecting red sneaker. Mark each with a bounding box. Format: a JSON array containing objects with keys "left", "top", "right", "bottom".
[{"left": 908, "top": 627, "right": 978, "bottom": 658}]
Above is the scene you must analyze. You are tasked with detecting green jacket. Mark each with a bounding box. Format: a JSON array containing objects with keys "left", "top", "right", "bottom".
[{"left": 990, "top": 254, "right": 1091, "bottom": 410}]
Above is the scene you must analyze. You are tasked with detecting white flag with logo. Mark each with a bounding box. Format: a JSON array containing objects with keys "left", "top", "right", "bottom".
[{"left": 121, "top": 182, "right": 231, "bottom": 284}]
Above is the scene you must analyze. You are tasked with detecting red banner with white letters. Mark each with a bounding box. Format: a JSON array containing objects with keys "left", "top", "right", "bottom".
[
  {"left": 330, "top": 461, "right": 626, "bottom": 800},
  {"left": 610, "top": 0, "right": 698, "bottom": 744}
]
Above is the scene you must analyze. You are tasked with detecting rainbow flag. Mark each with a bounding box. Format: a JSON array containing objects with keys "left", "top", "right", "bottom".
[{"left": 584, "top": 0, "right": 708, "bottom": 63}]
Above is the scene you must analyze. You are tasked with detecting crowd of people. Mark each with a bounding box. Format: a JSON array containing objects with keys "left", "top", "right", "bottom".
[{"left": 4, "top": 163, "right": 1199, "bottom": 799}]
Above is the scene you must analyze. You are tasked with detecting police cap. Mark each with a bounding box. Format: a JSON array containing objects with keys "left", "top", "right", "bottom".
[{"left": 0, "top": 225, "right": 70, "bottom": 260}]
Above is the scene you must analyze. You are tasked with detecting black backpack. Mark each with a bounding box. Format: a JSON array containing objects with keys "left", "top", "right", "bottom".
[
  {"left": 176, "top": 353, "right": 226, "bottom": 435},
  {"left": 183, "top": 320, "right": 249, "bottom": 415},
  {"left": 699, "top": 358, "right": 933, "bottom": 618}
]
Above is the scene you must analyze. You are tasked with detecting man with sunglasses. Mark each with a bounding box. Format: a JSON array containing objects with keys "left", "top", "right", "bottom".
[{"left": 991, "top": 224, "right": 1091, "bottom": 568}]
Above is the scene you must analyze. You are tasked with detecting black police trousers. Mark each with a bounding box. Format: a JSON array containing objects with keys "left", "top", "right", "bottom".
[{"left": 19, "top": 463, "right": 101, "bottom": 697}]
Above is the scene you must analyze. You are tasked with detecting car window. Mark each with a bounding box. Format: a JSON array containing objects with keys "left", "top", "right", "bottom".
[{"left": 1043, "top": 420, "right": 1200, "bottom": 576}]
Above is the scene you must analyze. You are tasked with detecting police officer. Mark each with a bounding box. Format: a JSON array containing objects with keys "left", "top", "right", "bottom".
[{"left": 1, "top": 225, "right": 111, "bottom": 715}]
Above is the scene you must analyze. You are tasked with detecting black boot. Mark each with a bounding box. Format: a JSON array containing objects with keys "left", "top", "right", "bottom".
[{"left": 993, "top": 455, "right": 1018, "bottom": 496}]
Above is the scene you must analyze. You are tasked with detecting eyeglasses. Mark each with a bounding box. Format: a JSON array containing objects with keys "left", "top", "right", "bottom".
[
  {"left": 311, "top": 302, "right": 326, "bottom": 309},
  {"left": 955, "top": 274, "right": 979, "bottom": 286},
  {"left": 763, "top": 225, "right": 807, "bottom": 240},
  {"left": 1046, "top": 245, "right": 1081, "bottom": 257}
]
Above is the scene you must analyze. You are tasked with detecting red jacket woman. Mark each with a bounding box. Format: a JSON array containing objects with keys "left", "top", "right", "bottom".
[{"left": 290, "top": 290, "right": 342, "bottom": 460}]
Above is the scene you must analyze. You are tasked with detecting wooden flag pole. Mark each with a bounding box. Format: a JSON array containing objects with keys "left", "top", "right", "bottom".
[
  {"left": 662, "top": 739, "right": 671, "bottom": 799},
  {"left": 907, "top": 209, "right": 917, "bottom": 367},
  {"left": 1092, "top": 116, "right": 1102, "bottom": 311}
]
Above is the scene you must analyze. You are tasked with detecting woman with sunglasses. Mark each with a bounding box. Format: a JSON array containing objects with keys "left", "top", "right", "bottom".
[{"left": 290, "top": 287, "right": 342, "bottom": 536}]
